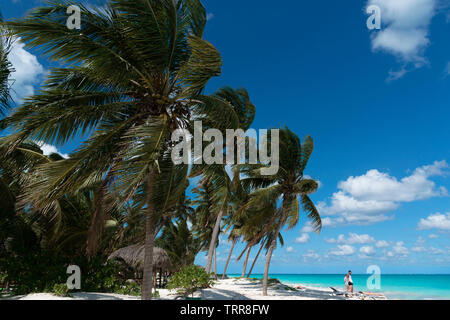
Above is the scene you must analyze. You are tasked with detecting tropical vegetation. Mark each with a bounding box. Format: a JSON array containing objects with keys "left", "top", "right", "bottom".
[
  {"left": 0, "top": 0, "right": 321, "bottom": 299},
  {"left": 168, "top": 265, "right": 212, "bottom": 298}
]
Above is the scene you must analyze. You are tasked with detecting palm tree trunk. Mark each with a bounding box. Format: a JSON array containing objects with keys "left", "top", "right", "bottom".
[
  {"left": 247, "top": 242, "right": 264, "bottom": 278},
  {"left": 222, "top": 238, "right": 236, "bottom": 279},
  {"left": 142, "top": 168, "right": 156, "bottom": 300},
  {"left": 262, "top": 222, "right": 283, "bottom": 296},
  {"left": 205, "top": 209, "right": 223, "bottom": 273},
  {"left": 213, "top": 247, "right": 217, "bottom": 276},
  {"left": 86, "top": 161, "right": 119, "bottom": 258},
  {"left": 86, "top": 184, "right": 105, "bottom": 258},
  {"left": 241, "top": 246, "right": 252, "bottom": 278}
]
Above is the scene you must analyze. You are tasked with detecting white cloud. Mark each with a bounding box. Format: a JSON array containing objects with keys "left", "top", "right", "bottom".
[
  {"left": 326, "top": 233, "right": 375, "bottom": 245},
  {"left": 411, "top": 246, "right": 426, "bottom": 252},
  {"left": 444, "top": 62, "right": 450, "bottom": 77},
  {"left": 418, "top": 212, "right": 450, "bottom": 231},
  {"left": 7, "top": 38, "right": 45, "bottom": 103},
  {"left": 321, "top": 217, "right": 345, "bottom": 228},
  {"left": 387, "top": 66, "right": 409, "bottom": 82},
  {"left": 300, "top": 223, "right": 315, "bottom": 233},
  {"left": 337, "top": 161, "right": 448, "bottom": 201},
  {"left": 286, "top": 246, "right": 295, "bottom": 253},
  {"left": 295, "top": 233, "right": 310, "bottom": 244},
  {"left": 371, "top": 28, "right": 429, "bottom": 60},
  {"left": 429, "top": 234, "right": 439, "bottom": 239},
  {"left": 386, "top": 241, "right": 409, "bottom": 258},
  {"left": 206, "top": 13, "right": 214, "bottom": 21},
  {"left": 319, "top": 161, "right": 448, "bottom": 226},
  {"left": 303, "top": 250, "right": 320, "bottom": 261},
  {"left": 367, "top": 0, "right": 437, "bottom": 78},
  {"left": 360, "top": 246, "right": 376, "bottom": 255},
  {"left": 411, "top": 237, "right": 427, "bottom": 253},
  {"left": 429, "top": 246, "right": 445, "bottom": 255},
  {"left": 375, "top": 240, "right": 390, "bottom": 248},
  {"left": 416, "top": 236, "right": 426, "bottom": 245},
  {"left": 329, "top": 245, "right": 355, "bottom": 256},
  {"left": 301, "top": 216, "right": 338, "bottom": 232},
  {"left": 319, "top": 191, "right": 398, "bottom": 225},
  {"left": 38, "top": 143, "right": 69, "bottom": 159}
]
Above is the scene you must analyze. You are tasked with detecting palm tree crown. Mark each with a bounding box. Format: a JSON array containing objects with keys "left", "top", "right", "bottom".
[
  {"left": 1, "top": 0, "right": 245, "bottom": 299},
  {"left": 240, "top": 127, "right": 322, "bottom": 295}
]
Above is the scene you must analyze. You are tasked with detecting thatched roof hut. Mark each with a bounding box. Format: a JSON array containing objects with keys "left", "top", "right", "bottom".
[{"left": 108, "top": 244, "right": 171, "bottom": 271}]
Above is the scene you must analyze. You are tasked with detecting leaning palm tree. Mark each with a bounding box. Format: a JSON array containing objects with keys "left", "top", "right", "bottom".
[
  {"left": 246, "top": 240, "right": 264, "bottom": 278},
  {"left": 1, "top": 0, "right": 250, "bottom": 300},
  {"left": 221, "top": 220, "right": 241, "bottom": 279},
  {"left": 246, "top": 228, "right": 283, "bottom": 278},
  {"left": 0, "top": 12, "right": 13, "bottom": 116},
  {"left": 189, "top": 87, "right": 255, "bottom": 274},
  {"left": 240, "top": 128, "right": 322, "bottom": 295},
  {"left": 0, "top": 140, "right": 53, "bottom": 254},
  {"left": 0, "top": 139, "right": 85, "bottom": 254},
  {"left": 155, "top": 197, "right": 202, "bottom": 271},
  {"left": 191, "top": 178, "right": 226, "bottom": 275}
]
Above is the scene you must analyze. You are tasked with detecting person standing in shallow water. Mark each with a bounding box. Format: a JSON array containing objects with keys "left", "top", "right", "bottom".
[{"left": 344, "top": 270, "right": 353, "bottom": 293}]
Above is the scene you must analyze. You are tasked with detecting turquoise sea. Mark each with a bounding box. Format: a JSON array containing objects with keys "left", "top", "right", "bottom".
[{"left": 229, "top": 274, "right": 450, "bottom": 300}]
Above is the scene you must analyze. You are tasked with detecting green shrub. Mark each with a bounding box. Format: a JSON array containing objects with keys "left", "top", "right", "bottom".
[
  {"left": 115, "top": 281, "right": 142, "bottom": 296},
  {"left": 168, "top": 266, "right": 213, "bottom": 297},
  {"left": 267, "top": 278, "right": 281, "bottom": 286},
  {"left": 152, "top": 290, "right": 160, "bottom": 298},
  {"left": 0, "top": 271, "right": 7, "bottom": 282},
  {"left": 81, "top": 259, "right": 123, "bottom": 293},
  {"left": 0, "top": 252, "right": 68, "bottom": 295},
  {"left": 0, "top": 252, "right": 126, "bottom": 295},
  {"left": 52, "top": 283, "right": 71, "bottom": 297},
  {"left": 283, "top": 285, "right": 297, "bottom": 291}
]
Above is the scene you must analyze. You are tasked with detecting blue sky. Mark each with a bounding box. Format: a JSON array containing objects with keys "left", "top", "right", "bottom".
[{"left": 2, "top": 0, "right": 450, "bottom": 274}]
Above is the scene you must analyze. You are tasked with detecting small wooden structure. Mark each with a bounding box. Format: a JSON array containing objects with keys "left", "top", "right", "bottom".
[{"left": 108, "top": 244, "right": 171, "bottom": 288}]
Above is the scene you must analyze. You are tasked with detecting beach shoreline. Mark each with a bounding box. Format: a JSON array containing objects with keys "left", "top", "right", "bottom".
[{"left": 3, "top": 278, "right": 387, "bottom": 300}]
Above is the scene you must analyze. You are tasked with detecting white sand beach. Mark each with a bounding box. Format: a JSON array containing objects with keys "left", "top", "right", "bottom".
[{"left": 5, "top": 278, "right": 386, "bottom": 300}]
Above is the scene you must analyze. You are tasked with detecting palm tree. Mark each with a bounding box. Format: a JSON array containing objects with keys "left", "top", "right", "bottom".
[
  {"left": 221, "top": 237, "right": 236, "bottom": 279},
  {"left": 155, "top": 197, "right": 202, "bottom": 271},
  {"left": 0, "top": 12, "right": 13, "bottom": 116},
  {"left": 246, "top": 229, "right": 283, "bottom": 278},
  {"left": 0, "top": 140, "right": 51, "bottom": 255},
  {"left": 0, "top": 140, "right": 107, "bottom": 254},
  {"left": 2, "top": 0, "right": 253, "bottom": 299},
  {"left": 189, "top": 87, "right": 255, "bottom": 274},
  {"left": 240, "top": 128, "right": 322, "bottom": 295},
  {"left": 191, "top": 178, "right": 225, "bottom": 275},
  {"left": 220, "top": 167, "right": 249, "bottom": 279},
  {"left": 221, "top": 220, "right": 241, "bottom": 279},
  {"left": 0, "top": 140, "right": 91, "bottom": 254},
  {"left": 222, "top": 165, "right": 277, "bottom": 279},
  {"left": 247, "top": 241, "right": 264, "bottom": 278},
  {"left": 240, "top": 246, "right": 252, "bottom": 277}
]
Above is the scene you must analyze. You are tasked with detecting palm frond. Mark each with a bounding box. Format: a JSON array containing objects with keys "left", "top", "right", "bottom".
[{"left": 300, "top": 195, "right": 322, "bottom": 233}]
